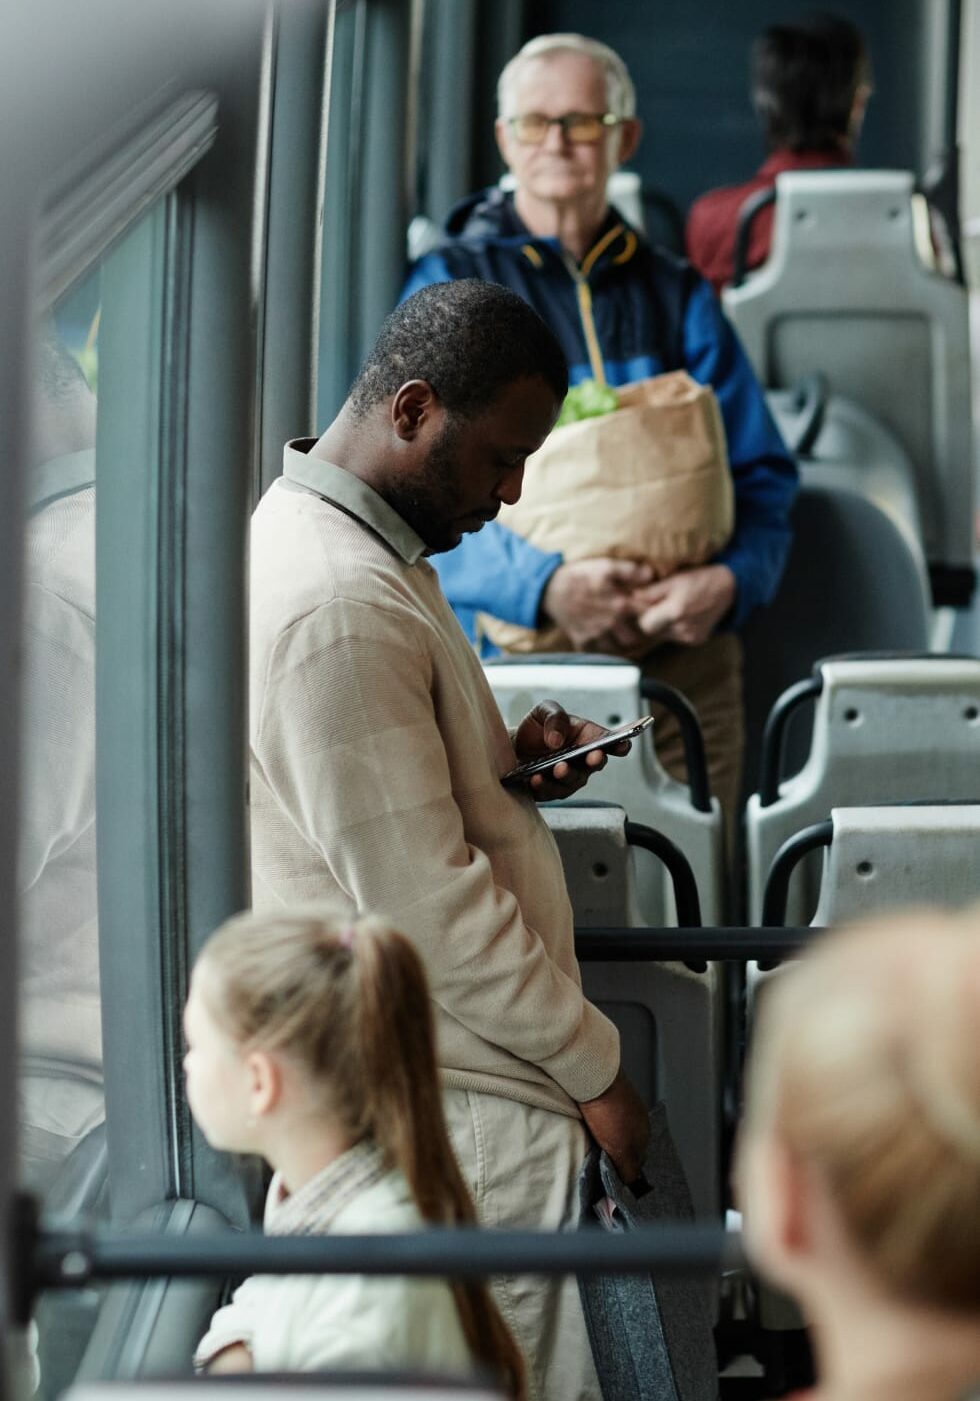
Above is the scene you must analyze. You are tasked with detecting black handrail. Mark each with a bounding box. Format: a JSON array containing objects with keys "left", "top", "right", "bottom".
[
  {"left": 917, "top": 159, "right": 966, "bottom": 287},
  {"left": 758, "top": 675, "right": 824, "bottom": 806},
  {"left": 640, "top": 678, "right": 711, "bottom": 813},
  {"left": 929, "top": 562, "right": 976, "bottom": 607},
  {"left": 31, "top": 1224, "right": 736, "bottom": 1290},
  {"left": 574, "top": 927, "right": 817, "bottom": 962},
  {"left": 13, "top": 1181, "right": 737, "bottom": 1324},
  {"left": 761, "top": 820, "right": 834, "bottom": 927},
  {"left": 625, "top": 821, "right": 702, "bottom": 928},
  {"left": 788, "top": 372, "right": 829, "bottom": 457},
  {"left": 730, "top": 186, "right": 776, "bottom": 289}
]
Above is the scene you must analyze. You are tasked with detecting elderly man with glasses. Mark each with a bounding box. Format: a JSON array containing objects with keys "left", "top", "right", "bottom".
[{"left": 403, "top": 33, "right": 798, "bottom": 827}]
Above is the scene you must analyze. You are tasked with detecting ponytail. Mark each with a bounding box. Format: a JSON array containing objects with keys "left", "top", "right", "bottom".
[
  {"left": 352, "top": 920, "right": 528, "bottom": 1401},
  {"left": 196, "top": 906, "right": 527, "bottom": 1399}
]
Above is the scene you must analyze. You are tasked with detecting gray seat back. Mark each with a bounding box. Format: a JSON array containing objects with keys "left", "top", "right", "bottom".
[
  {"left": 746, "top": 657, "right": 980, "bottom": 923},
  {"left": 741, "top": 485, "right": 932, "bottom": 805},
  {"left": 543, "top": 804, "right": 723, "bottom": 1221},
  {"left": 484, "top": 659, "right": 724, "bottom": 925},
  {"left": 766, "top": 387, "right": 923, "bottom": 556},
  {"left": 724, "top": 170, "right": 975, "bottom": 576},
  {"left": 813, "top": 803, "right": 980, "bottom": 924}
]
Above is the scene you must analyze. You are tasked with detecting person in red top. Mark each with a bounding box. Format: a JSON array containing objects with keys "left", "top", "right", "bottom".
[{"left": 686, "top": 12, "right": 871, "bottom": 294}]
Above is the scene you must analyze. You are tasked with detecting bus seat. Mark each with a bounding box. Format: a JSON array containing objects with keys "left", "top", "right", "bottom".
[
  {"left": 745, "top": 656, "right": 980, "bottom": 924},
  {"left": 604, "top": 170, "right": 643, "bottom": 233},
  {"left": 748, "top": 797, "right": 980, "bottom": 1362},
  {"left": 761, "top": 803, "right": 980, "bottom": 928},
  {"left": 484, "top": 657, "right": 725, "bottom": 925},
  {"left": 766, "top": 382, "right": 923, "bottom": 557},
  {"left": 816, "top": 804, "right": 980, "bottom": 924},
  {"left": 746, "top": 762, "right": 980, "bottom": 1374},
  {"left": 741, "top": 485, "right": 932, "bottom": 811},
  {"left": 723, "top": 170, "right": 975, "bottom": 596},
  {"left": 407, "top": 215, "right": 443, "bottom": 262},
  {"left": 544, "top": 802, "right": 723, "bottom": 1223}
]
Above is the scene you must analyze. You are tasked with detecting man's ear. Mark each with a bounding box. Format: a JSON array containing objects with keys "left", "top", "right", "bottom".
[
  {"left": 391, "top": 379, "right": 439, "bottom": 441},
  {"left": 246, "top": 1048, "right": 283, "bottom": 1119},
  {"left": 615, "top": 118, "right": 643, "bottom": 168}
]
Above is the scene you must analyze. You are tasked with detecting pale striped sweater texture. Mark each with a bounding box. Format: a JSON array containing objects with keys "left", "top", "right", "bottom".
[{"left": 249, "top": 477, "right": 620, "bottom": 1117}]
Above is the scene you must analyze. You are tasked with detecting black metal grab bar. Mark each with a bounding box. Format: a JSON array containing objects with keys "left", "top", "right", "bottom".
[
  {"left": 761, "top": 822, "right": 835, "bottom": 927},
  {"left": 787, "top": 372, "right": 829, "bottom": 457},
  {"left": 639, "top": 678, "right": 711, "bottom": 813},
  {"left": 574, "top": 927, "right": 817, "bottom": 961},
  {"left": 625, "top": 821, "right": 702, "bottom": 928},
  {"left": 28, "top": 1219, "right": 738, "bottom": 1292},
  {"left": 758, "top": 675, "right": 824, "bottom": 806},
  {"left": 730, "top": 186, "right": 776, "bottom": 289}
]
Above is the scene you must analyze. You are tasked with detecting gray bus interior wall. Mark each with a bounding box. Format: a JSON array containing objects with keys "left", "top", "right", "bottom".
[{"left": 509, "top": 0, "right": 937, "bottom": 217}]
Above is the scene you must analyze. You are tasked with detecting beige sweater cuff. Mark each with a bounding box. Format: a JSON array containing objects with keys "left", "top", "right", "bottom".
[{"left": 539, "top": 997, "right": 621, "bottom": 1104}]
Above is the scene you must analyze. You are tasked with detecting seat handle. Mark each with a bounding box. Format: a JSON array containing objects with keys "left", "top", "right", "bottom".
[
  {"left": 761, "top": 819, "right": 834, "bottom": 927},
  {"left": 626, "top": 820, "right": 704, "bottom": 971},
  {"left": 730, "top": 186, "right": 776, "bottom": 289},
  {"left": 788, "top": 371, "right": 829, "bottom": 457},
  {"left": 640, "top": 677, "right": 711, "bottom": 813},
  {"left": 758, "top": 675, "right": 824, "bottom": 806}
]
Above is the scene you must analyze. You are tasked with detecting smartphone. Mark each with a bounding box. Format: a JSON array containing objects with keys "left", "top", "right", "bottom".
[{"left": 502, "top": 714, "right": 654, "bottom": 786}]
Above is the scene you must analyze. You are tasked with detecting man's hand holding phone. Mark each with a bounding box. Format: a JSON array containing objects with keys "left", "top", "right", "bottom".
[{"left": 506, "top": 700, "right": 650, "bottom": 800}]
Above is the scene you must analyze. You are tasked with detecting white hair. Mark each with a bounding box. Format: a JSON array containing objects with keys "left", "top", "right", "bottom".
[{"left": 497, "top": 33, "right": 637, "bottom": 121}]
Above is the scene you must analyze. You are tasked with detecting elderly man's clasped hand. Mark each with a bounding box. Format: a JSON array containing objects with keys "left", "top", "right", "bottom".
[{"left": 542, "top": 556, "right": 736, "bottom": 656}]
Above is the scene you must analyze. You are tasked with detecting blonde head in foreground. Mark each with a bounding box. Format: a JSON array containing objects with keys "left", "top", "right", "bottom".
[{"left": 737, "top": 909, "right": 980, "bottom": 1401}]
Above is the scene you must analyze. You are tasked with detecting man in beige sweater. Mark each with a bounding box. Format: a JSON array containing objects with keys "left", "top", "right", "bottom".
[{"left": 250, "top": 280, "right": 647, "bottom": 1400}]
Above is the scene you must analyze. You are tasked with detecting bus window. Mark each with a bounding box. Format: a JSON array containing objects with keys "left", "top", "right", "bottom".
[{"left": 20, "top": 199, "right": 175, "bottom": 1394}]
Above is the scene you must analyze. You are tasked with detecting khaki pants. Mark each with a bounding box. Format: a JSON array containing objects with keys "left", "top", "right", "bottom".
[
  {"left": 442, "top": 1089, "right": 601, "bottom": 1401},
  {"left": 642, "top": 632, "right": 744, "bottom": 855}
]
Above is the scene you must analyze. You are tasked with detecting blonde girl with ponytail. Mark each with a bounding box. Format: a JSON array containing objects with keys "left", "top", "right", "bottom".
[
  {"left": 737, "top": 909, "right": 980, "bottom": 1401},
  {"left": 188, "top": 906, "right": 526, "bottom": 1398}
]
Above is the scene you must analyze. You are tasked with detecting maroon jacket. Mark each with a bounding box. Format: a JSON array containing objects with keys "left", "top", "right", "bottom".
[{"left": 685, "top": 147, "right": 851, "bottom": 295}]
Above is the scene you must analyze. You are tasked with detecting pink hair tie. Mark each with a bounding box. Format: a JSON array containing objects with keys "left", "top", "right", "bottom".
[{"left": 339, "top": 925, "right": 357, "bottom": 948}]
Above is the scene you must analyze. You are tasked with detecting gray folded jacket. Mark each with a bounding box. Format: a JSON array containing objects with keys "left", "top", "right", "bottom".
[{"left": 577, "top": 1103, "right": 719, "bottom": 1401}]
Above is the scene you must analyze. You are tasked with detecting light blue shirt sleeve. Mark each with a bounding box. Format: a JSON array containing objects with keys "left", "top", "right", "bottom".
[
  {"left": 682, "top": 278, "right": 799, "bottom": 626},
  {"left": 430, "top": 525, "right": 564, "bottom": 654}
]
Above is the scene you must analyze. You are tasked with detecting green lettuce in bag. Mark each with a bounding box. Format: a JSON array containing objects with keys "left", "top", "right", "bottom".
[{"left": 555, "top": 378, "right": 619, "bottom": 428}]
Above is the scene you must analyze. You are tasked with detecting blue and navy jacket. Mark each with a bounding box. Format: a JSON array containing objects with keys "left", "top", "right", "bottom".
[{"left": 401, "top": 187, "right": 799, "bottom": 649}]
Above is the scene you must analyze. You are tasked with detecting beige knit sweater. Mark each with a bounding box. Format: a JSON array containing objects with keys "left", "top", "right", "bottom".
[{"left": 249, "top": 453, "right": 620, "bottom": 1118}]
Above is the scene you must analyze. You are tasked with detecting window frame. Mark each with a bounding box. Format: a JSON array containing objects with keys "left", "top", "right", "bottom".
[
  {"left": 255, "top": 3, "right": 334, "bottom": 497},
  {"left": 3, "top": 0, "right": 277, "bottom": 1376},
  {"left": 317, "top": 0, "right": 414, "bottom": 427}
]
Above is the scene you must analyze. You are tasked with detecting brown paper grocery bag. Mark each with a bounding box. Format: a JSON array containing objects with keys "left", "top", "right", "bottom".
[{"left": 478, "top": 371, "right": 733, "bottom": 654}]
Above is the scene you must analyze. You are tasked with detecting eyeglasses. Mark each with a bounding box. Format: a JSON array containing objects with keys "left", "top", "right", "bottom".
[{"left": 506, "top": 112, "right": 624, "bottom": 145}]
